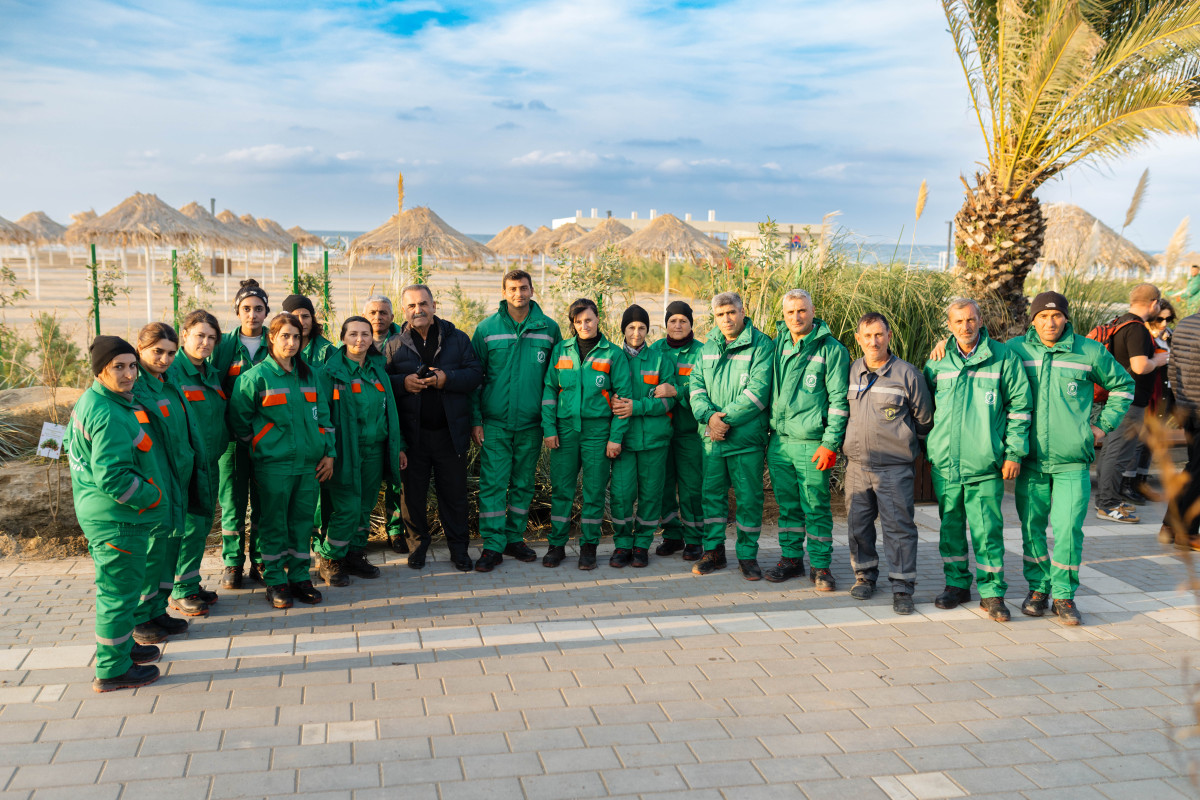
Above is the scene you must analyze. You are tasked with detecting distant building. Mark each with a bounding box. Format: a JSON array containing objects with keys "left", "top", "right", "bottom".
[{"left": 551, "top": 208, "right": 824, "bottom": 251}]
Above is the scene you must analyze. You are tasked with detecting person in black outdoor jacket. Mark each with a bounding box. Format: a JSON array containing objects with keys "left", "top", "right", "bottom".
[{"left": 386, "top": 284, "right": 483, "bottom": 571}]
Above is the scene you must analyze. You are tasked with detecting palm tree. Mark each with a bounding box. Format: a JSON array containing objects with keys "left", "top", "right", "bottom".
[{"left": 944, "top": 0, "right": 1200, "bottom": 334}]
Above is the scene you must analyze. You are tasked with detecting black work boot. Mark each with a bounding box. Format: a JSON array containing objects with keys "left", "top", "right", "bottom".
[
  {"left": 475, "top": 549, "right": 504, "bottom": 572},
  {"left": 248, "top": 563, "right": 265, "bottom": 584},
  {"left": 92, "top": 664, "right": 159, "bottom": 693},
  {"left": 317, "top": 557, "right": 350, "bottom": 587},
  {"left": 655, "top": 538, "right": 685, "bottom": 556},
  {"left": 151, "top": 613, "right": 188, "bottom": 635},
  {"left": 739, "top": 559, "right": 763, "bottom": 581},
  {"left": 266, "top": 584, "right": 293, "bottom": 609},
  {"left": 934, "top": 586, "right": 972, "bottom": 609},
  {"left": 289, "top": 580, "right": 323, "bottom": 605},
  {"left": 893, "top": 592, "right": 915, "bottom": 615},
  {"left": 452, "top": 553, "right": 474, "bottom": 572},
  {"left": 1021, "top": 590, "right": 1049, "bottom": 617},
  {"left": 809, "top": 567, "right": 836, "bottom": 592},
  {"left": 542, "top": 545, "right": 566, "bottom": 568},
  {"left": 692, "top": 544, "right": 727, "bottom": 575},
  {"left": 343, "top": 550, "right": 381, "bottom": 579},
  {"left": 503, "top": 542, "right": 538, "bottom": 562},
  {"left": 198, "top": 587, "right": 218, "bottom": 605},
  {"left": 1052, "top": 598, "right": 1082, "bottom": 626},
  {"left": 1118, "top": 476, "right": 1142, "bottom": 506},
  {"left": 131, "top": 643, "right": 161, "bottom": 664},
  {"left": 388, "top": 535, "right": 410, "bottom": 554},
  {"left": 631, "top": 547, "right": 649, "bottom": 568},
  {"left": 849, "top": 576, "right": 876, "bottom": 600},
  {"left": 578, "top": 543, "right": 598, "bottom": 570},
  {"left": 681, "top": 543, "right": 703, "bottom": 561},
  {"left": 168, "top": 594, "right": 210, "bottom": 617},
  {"left": 220, "top": 566, "right": 243, "bottom": 590},
  {"left": 609, "top": 548, "right": 632, "bottom": 568},
  {"left": 980, "top": 596, "right": 1011, "bottom": 622},
  {"left": 132, "top": 621, "right": 167, "bottom": 645},
  {"left": 407, "top": 541, "right": 430, "bottom": 569},
  {"left": 764, "top": 557, "right": 804, "bottom": 583}
]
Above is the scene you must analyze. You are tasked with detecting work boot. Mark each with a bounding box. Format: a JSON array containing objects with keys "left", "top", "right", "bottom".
[
  {"left": 631, "top": 547, "right": 649, "bottom": 568},
  {"left": 934, "top": 586, "right": 972, "bottom": 609},
  {"left": 198, "top": 587, "right": 218, "bottom": 605},
  {"left": 1021, "top": 590, "right": 1049, "bottom": 617},
  {"left": 388, "top": 535, "right": 410, "bottom": 554},
  {"left": 151, "top": 613, "right": 188, "bottom": 635},
  {"left": 168, "top": 594, "right": 209, "bottom": 617},
  {"left": 1052, "top": 598, "right": 1083, "bottom": 626},
  {"left": 691, "top": 544, "right": 727, "bottom": 575},
  {"left": 609, "top": 548, "right": 632, "bottom": 568},
  {"left": 681, "top": 543, "right": 703, "bottom": 561},
  {"left": 475, "top": 549, "right": 504, "bottom": 572},
  {"left": 130, "top": 643, "right": 161, "bottom": 664},
  {"left": 578, "top": 543, "right": 598, "bottom": 570},
  {"left": 849, "top": 577, "right": 876, "bottom": 600},
  {"left": 266, "top": 584, "right": 293, "bottom": 609},
  {"left": 317, "top": 557, "right": 349, "bottom": 587},
  {"left": 1119, "top": 477, "right": 1143, "bottom": 506},
  {"left": 810, "top": 567, "right": 836, "bottom": 592},
  {"left": 452, "top": 554, "right": 474, "bottom": 572},
  {"left": 764, "top": 557, "right": 804, "bottom": 583},
  {"left": 248, "top": 563, "right": 265, "bottom": 584},
  {"left": 1131, "top": 477, "right": 1160, "bottom": 502},
  {"left": 220, "top": 566, "right": 243, "bottom": 590},
  {"left": 739, "top": 559, "right": 763, "bottom": 581},
  {"left": 92, "top": 664, "right": 159, "bottom": 693},
  {"left": 542, "top": 545, "right": 566, "bottom": 568},
  {"left": 503, "top": 542, "right": 538, "bottom": 562},
  {"left": 289, "top": 580, "right": 323, "bottom": 605},
  {"left": 343, "top": 550, "right": 381, "bottom": 579},
  {"left": 132, "top": 621, "right": 167, "bottom": 645},
  {"left": 408, "top": 542, "right": 429, "bottom": 569},
  {"left": 980, "top": 596, "right": 1011, "bottom": 622},
  {"left": 893, "top": 592, "right": 915, "bottom": 615},
  {"left": 655, "top": 538, "right": 684, "bottom": 556}
]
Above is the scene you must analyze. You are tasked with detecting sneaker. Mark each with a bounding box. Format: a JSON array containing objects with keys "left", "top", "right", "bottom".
[
  {"left": 934, "top": 586, "right": 972, "bottom": 609},
  {"left": 150, "top": 613, "right": 188, "bottom": 635},
  {"left": 542, "top": 545, "right": 566, "bottom": 567},
  {"left": 849, "top": 577, "right": 876, "bottom": 600},
  {"left": 764, "top": 557, "right": 804, "bottom": 583},
  {"left": 655, "top": 538, "right": 685, "bottom": 556},
  {"left": 578, "top": 543, "right": 598, "bottom": 571},
  {"left": 893, "top": 592, "right": 915, "bottom": 615},
  {"left": 317, "top": 557, "right": 349, "bottom": 587},
  {"left": 168, "top": 594, "right": 210, "bottom": 617},
  {"left": 220, "top": 566, "right": 243, "bottom": 590},
  {"left": 1021, "top": 590, "right": 1049, "bottom": 617},
  {"left": 1096, "top": 505, "right": 1139, "bottom": 524},
  {"left": 1052, "top": 598, "right": 1082, "bottom": 626},
  {"left": 343, "top": 550, "right": 381, "bottom": 579},
  {"left": 503, "top": 542, "right": 538, "bottom": 562},
  {"left": 691, "top": 545, "right": 727, "bottom": 575},
  {"left": 266, "top": 584, "right": 293, "bottom": 609},
  {"left": 681, "top": 543, "right": 704, "bottom": 562},
  {"left": 980, "top": 596, "right": 1011, "bottom": 622},
  {"left": 92, "top": 664, "right": 159, "bottom": 693},
  {"left": 739, "top": 559, "right": 764, "bottom": 581},
  {"left": 809, "top": 567, "right": 836, "bottom": 592},
  {"left": 388, "top": 535, "right": 410, "bottom": 554},
  {"left": 131, "top": 643, "right": 161, "bottom": 664},
  {"left": 198, "top": 587, "right": 218, "bottom": 605},
  {"left": 609, "top": 548, "right": 632, "bottom": 568},
  {"left": 475, "top": 549, "right": 504, "bottom": 572},
  {"left": 631, "top": 547, "right": 649, "bottom": 568},
  {"left": 289, "top": 580, "right": 323, "bottom": 605},
  {"left": 132, "top": 621, "right": 166, "bottom": 645},
  {"left": 248, "top": 563, "right": 265, "bottom": 584}
]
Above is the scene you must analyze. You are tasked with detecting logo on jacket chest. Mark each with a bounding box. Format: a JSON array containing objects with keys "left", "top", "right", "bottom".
[
  {"left": 739, "top": 373, "right": 749, "bottom": 386},
  {"left": 595, "top": 376, "right": 605, "bottom": 387},
  {"left": 985, "top": 390, "right": 996, "bottom": 406},
  {"left": 804, "top": 374, "right": 818, "bottom": 389},
  {"left": 1066, "top": 382, "right": 1078, "bottom": 396},
  {"left": 537, "top": 351, "right": 546, "bottom": 363},
  {"left": 882, "top": 407, "right": 899, "bottom": 421}
]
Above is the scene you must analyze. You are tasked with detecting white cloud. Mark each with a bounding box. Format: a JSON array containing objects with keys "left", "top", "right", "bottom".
[
  {"left": 511, "top": 150, "right": 604, "bottom": 168},
  {"left": 201, "top": 144, "right": 319, "bottom": 167}
]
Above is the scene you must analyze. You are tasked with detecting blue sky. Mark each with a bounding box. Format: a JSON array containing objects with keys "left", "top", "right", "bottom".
[{"left": 1, "top": 0, "right": 1197, "bottom": 249}]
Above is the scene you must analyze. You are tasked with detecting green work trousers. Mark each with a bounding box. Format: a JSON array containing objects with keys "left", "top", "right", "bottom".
[
  {"left": 611, "top": 445, "right": 669, "bottom": 549},
  {"left": 174, "top": 510, "right": 213, "bottom": 598},
  {"left": 82, "top": 523, "right": 151, "bottom": 679},
  {"left": 219, "top": 442, "right": 261, "bottom": 569},
  {"left": 766, "top": 437, "right": 834, "bottom": 567},
  {"left": 660, "top": 433, "right": 704, "bottom": 545},
  {"left": 932, "top": 472, "right": 1007, "bottom": 598},
  {"left": 1014, "top": 467, "right": 1088, "bottom": 599},
  {"left": 135, "top": 530, "right": 179, "bottom": 624},
  {"left": 548, "top": 420, "right": 613, "bottom": 546},
  {"left": 477, "top": 423, "right": 542, "bottom": 553},
  {"left": 700, "top": 447, "right": 766, "bottom": 560},
  {"left": 255, "top": 471, "right": 319, "bottom": 586},
  {"left": 316, "top": 443, "right": 385, "bottom": 560}
]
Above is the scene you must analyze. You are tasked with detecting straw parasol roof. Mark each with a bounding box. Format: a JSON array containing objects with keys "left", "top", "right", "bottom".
[
  {"left": 256, "top": 218, "right": 295, "bottom": 251},
  {"left": 520, "top": 225, "right": 553, "bottom": 255},
  {"left": 349, "top": 207, "right": 493, "bottom": 263},
  {"left": 562, "top": 217, "right": 634, "bottom": 256},
  {"left": 217, "top": 210, "right": 273, "bottom": 249},
  {"left": 486, "top": 224, "right": 532, "bottom": 255},
  {"left": 617, "top": 213, "right": 726, "bottom": 261},
  {"left": 1039, "top": 203, "right": 1151, "bottom": 271},
  {"left": 15, "top": 212, "right": 66, "bottom": 246},
  {"left": 0, "top": 216, "right": 33, "bottom": 246},
  {"left": 64, "top": 192, "right": 205, "bottom": 248},
  {"left": 525, "top": 222, "right": 587, "bottom": 256},
  {"left": 288, "top": 226, "right": 325, "bottom": 247},
  {"left": 238, "top": 213, "right": 285, "bottom": 252},
  {"left": 179, "top": 202, "right": 244, "bottom": 248}
]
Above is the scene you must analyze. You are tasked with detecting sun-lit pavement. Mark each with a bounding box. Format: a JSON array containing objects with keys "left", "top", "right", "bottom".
[{"left": 1, "top": 496, "right": 1198, "bottom": 800}]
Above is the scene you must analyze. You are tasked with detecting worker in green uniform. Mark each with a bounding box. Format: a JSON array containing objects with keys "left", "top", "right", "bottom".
[
  {"left": 284, "top": 294, "right": 336, "bottom": 367},
  {"left": 1172, "top": 263, "right": 1200, "bottom": 314},
  {"left": 765, "top": 289, "right": 850, "bottom": 589},
  {"left": 609, "top": 304, "right": 675, "bottom": 567},
  {"left": 541, "top": 298, "right": 632, "bottom": 570},
  {"left": 314, "top": 316, "right": 408, "bottom": 586},
  {"left": 689, "top": 292, "right": 775, "bottom": 580},
  {"left": 211, "top": 279, "right": 270, "bottom": 589},
  {"left": 471, "top": 269, "right": 562, "bottom": 572},
  {"left": 365, "top": 293, "right": 410, "bottom": 555},
  {"left": 68, "top": 336, "right": 166, "bottom": 692},
  {"left": 167, "top": 310, "right": 228, "bottom": 617},
  {"left": 229, "top": 313, "right": 335, "bottom": 609},
  {"left": 1008, "top": 292, "right": 1134, "bottom": 625},
  {"left": 130, "top": 323, "right": 209, "bottom": 644},
  {"left": 651, "top": 301, "right": 706, "bottom": 561},
  {"left": 923, "top": 298, "right": 1032, "bottom": 622}
]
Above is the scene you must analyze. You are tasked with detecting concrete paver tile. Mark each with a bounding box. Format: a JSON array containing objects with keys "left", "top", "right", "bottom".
[
  {"left": 943, "top": 766, "right": 1036, "bottom": 793},
  {"left": 381, "top": 756, "right": 463, "bottom": 785},
  {"left": 111, "top": 777, "right": 212, "bottom": 800},
  {"left": 827, "top": 750, "right": 914, "bottom": 778},
  {"left": 752, "top": 755, "right": 839, "bottom": 782},
  {"left": 522, "top": 771, "right": 607, "bottom": 800},
  {"left": 214, "top": 769, "right": 298, "bottom": 797},
  {"left": 437, "top": 777, "right": 525, "bottom": 800},
  {"left": 539, "top": 746, "right": 620, "bottom": 773},
  {"left": 8, "top": 761, "right": 103, "bottom": 790},
  {"left": 602, "top": 765, "right": 688, "bottom": 795}
]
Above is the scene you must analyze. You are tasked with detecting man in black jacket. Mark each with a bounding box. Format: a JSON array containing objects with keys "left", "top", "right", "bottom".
[
  {"left": 387, "top": 285, "right": 483, "bottom": 570},
  {"left": 1163, "top": 309, "right": 1200, "bottom": 551}
]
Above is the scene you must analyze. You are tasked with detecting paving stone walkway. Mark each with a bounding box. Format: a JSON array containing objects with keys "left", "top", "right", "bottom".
[{"left": 1, "top": 496, "right": 1198, "bottom": 800}]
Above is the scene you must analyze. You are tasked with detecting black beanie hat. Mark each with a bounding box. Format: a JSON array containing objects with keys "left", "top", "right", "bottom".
[
  {"left": 665, "top": 300, "right": 693, "bottom": 325},
  {"left": 282, "top": 294, "right": 315, "bottom": 316},
  {"left": 90, "top": 335, "right": 137, "bottom": 376},
  {"left": 622, "top": 304, "right": 651, "bottom": 334},
  {"left": 1029, "top": 291, "right": 1069, "bottom": 320},
  {"left": 234, "top": 282, "right": 269, "bottom": 311}
]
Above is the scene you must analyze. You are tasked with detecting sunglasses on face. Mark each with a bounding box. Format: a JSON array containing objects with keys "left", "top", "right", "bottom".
[{"left": 1157, "top": 315, "right": 1174, "bottom": 323}]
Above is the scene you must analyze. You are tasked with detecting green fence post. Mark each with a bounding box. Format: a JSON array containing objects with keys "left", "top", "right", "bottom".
[
  {"left": 171, "top": 249, "right": 179, "bottom": 329},
  {"left": 292, "top": 242, "right": 300, "bottom": 293},
  {"left": 322, "top": 250, "right": 331, "bottom": 319},
  {"left": 90, "top": 243, "right": 100, "bottom": 338}
]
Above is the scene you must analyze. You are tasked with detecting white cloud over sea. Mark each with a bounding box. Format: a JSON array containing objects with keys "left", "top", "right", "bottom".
[{"left": 0, "top": 0, "right": 1196, "bottom": 248}]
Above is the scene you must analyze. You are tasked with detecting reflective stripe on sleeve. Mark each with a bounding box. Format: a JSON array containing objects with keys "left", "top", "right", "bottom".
[
  {"left": 742, "top": 389, "right": 765, "bottom": 410},
  {"left": 116, "top": 477, "right": 141, "bottom": 504}
]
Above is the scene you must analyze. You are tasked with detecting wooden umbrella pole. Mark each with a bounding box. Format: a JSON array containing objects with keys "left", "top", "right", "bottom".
[
  {"left": 662, "top": 254, "right": 670, "bottom": 314},
  {"left": 29, "top": 245, "right": 40, "bottom": 301},
  {"left": 222, "top": 249, "right": 229, "bottom": 302},
  {"left": 143, "top": 243, "right": 154, "bottom": 322}
]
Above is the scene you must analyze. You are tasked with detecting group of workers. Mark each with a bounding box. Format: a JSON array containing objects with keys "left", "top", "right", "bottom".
[{"left": 69, "top": 266, "right": 1183, "bottom": 693}]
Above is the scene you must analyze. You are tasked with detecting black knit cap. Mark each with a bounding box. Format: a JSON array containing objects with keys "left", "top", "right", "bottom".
[
  {"left": 282, "top": 295, "right": 315, "bottom": 316},
  {"left": 1030, "top": 291, "right": 1069, "bottom": 320},
  {"left": 89, "top": 335, "right": 137, "bottom": 376},
  {"left": 665, "top": 300, "right": 693, "bottom": 325},
  {"left": 622, "top": 304, "right": 651, "bottom": 334}
]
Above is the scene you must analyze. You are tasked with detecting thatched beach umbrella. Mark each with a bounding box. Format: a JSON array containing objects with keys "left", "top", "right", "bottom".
[
  {"left": 521, "top": 225, "right": 553, "bottom": 256},
  {"left": 180, "top": 202, "right": 243, "bottom": 301},
  {"left": 563, "top": 217, "right": 633, "bottom": 257},
  {"left": 255, "top": 218, "right": 296, "bottom": 284},
  {"left": 523, "top": 222, "right": 587, "bottom": 291},
  {"left": 618, "top": 213, "right": 727, "bottom": 310},
  {"left": 1039, "top": 203, "right": 1151, "bottom": 273},
  {"left": 0, "top": 216, "right": 33, "bottom": 288},
  {"left": 486, "top": 224, "right": 532, "bottom": 258},
  {"left": 349, "top": 207, "right": 493, "bottom": 263},
  {"left": 216, "top": 210, "right": 274, "bottom": 284},
  {"left": 288, "top": 226, "right": 325, "bottom": 247},
  {"left": 15, "top": 212, "right": 66, "bottom": 301}
]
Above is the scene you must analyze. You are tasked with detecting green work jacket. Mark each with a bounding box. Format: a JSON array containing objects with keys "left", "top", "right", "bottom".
[
  {"left": 324, "top": 347, "right": 406, "bottom": 487},
  {"left": 619, "top": 344, "right": 675, "bottom": 452},
  {"left": 922, "top": 330, "right": 1032, "bottom": 483},
  {"left": 541, "top": 334, "right": 632, "bottom": 446},
  {"left": 228, "top": 356, "right": 335, "bottom": 477},
  {"left": 649, "top": 336, "right": 705, "bottom": 437},
  {"left": 211, "top": 328, "right": 269, "bottom": 399},
  {"left": 471, "top": 300, "right": 562, "bottom": 431},
  {"left": 1007, "top": 323, "right": 1135, "bottom": 473},
  {"left": 66, "top": 381, "right": 166, "bottom": 528},
  {"left": 689, "top": 318, "right": 775, "bottom": 457},
  {"left": 769, "top": 319, "right": 850, "bottom": 451},
  {"left": 132, "top": 370, "right": 209, "bottom": 535},
  {"left": 302, "top": 334, "right": 336, "bottom": 368},
  {"left": 167, "top": 354, "right": 230, "bottom": 470}
]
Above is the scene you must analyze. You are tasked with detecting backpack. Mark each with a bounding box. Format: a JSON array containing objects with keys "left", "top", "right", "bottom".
[{"left": 1086, "top": 315, "right": 1141, "bottom": 404}]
